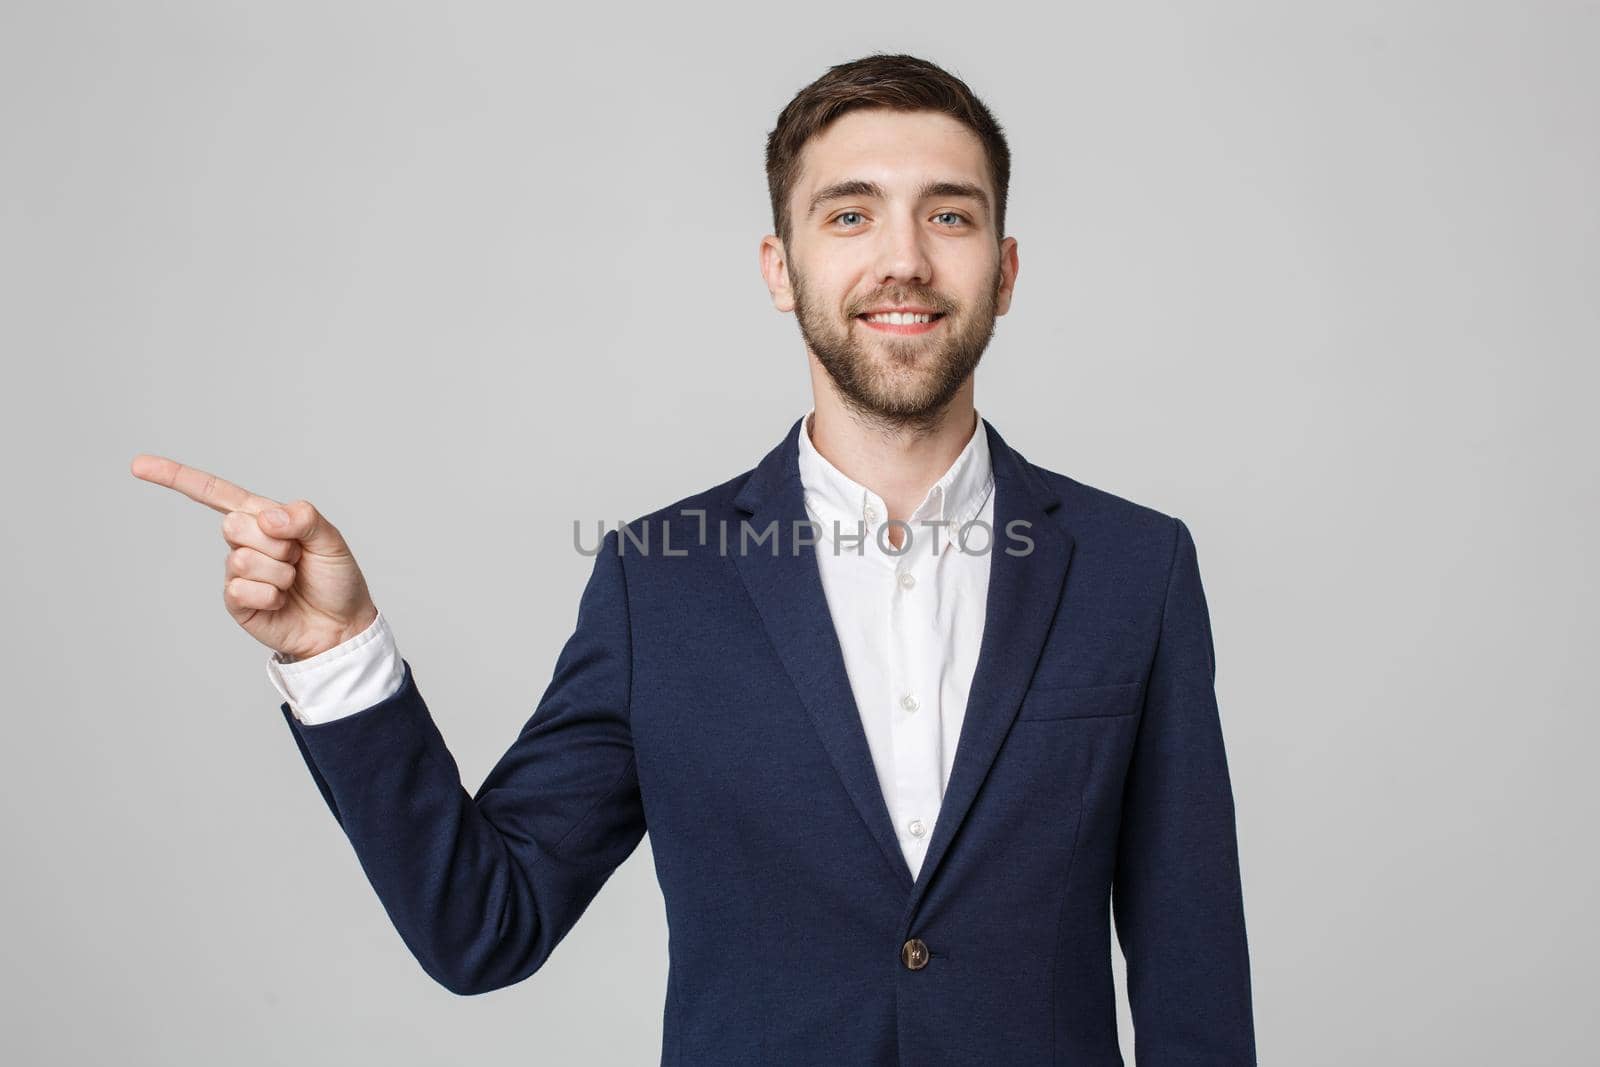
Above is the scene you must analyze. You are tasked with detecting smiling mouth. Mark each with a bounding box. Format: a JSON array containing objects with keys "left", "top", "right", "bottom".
[{"left": 856, "top": 312, "right": 947, "bottom": 335}]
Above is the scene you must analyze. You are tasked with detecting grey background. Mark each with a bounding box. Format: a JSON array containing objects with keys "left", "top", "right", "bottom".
[{"left": 3, "top": 1, "right": 1595, "bottom": 1063}]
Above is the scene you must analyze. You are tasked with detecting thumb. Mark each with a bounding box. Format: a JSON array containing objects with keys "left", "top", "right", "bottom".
[{"left": 261, "top": 499, "right": 349, "bottom": 556}]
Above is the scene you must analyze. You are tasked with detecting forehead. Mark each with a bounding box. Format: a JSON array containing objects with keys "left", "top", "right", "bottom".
[{"left": 793, "top": 108, "right": 991, "bottom": 203}]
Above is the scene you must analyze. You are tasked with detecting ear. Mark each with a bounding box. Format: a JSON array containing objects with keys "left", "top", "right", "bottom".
[
  {"left": 759, "top": 234, "right": 796, "bottom": 313},
  {"left": 994, "top": 236, "right": 1020, "bottom": 317}
]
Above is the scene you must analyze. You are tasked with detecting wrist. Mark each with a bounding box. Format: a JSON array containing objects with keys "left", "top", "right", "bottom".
[
  {"left": 282, "top": 607, "right": 380, "bottom": 663},
  {"left": 341, "top": 604, "right": 379, "bottom": 645}
]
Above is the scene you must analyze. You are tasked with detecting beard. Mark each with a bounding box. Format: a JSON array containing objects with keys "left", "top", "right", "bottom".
[{"left": 791, "top": 259, "right": 1004, "bottom": 436}]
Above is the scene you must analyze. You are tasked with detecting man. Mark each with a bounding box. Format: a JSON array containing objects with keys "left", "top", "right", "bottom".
[{"left": 132, "top": 53, "right": 1255, "bottom": 1066}]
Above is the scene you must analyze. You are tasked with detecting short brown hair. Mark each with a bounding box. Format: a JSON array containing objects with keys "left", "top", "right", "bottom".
[{"left": 765, "top": 53, "right": 1011, "bottom": 251}]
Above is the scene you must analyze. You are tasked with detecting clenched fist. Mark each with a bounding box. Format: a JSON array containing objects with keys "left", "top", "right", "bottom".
[{"left": 130, "top": 454, "right": 378, "bottom": 661}]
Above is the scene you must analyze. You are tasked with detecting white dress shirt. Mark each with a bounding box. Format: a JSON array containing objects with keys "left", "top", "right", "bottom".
[{"left": 266, "top": 408, "right": 995, "bottom": 880}]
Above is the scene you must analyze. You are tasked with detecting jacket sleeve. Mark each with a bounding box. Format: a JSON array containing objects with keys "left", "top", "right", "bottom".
[
  {"left": 279, "top": 528, "right": 645, "bottom": 996},
  {"left": 1113, "top": 518, "right": 1257, "bottom": 1064}
]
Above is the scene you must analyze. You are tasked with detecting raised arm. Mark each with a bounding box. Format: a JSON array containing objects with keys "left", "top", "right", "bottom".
[{"left": 131, "top": 454, "right": 646, "bottom": 994}]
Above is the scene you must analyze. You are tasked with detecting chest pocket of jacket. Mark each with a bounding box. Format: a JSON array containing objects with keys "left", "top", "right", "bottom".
[{"left": 1016, "top": 680, "right": 1143, "bottom": 721}]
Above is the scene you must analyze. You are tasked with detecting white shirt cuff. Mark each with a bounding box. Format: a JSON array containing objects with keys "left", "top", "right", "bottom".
[{"left": 265, "top": 610, "right": 405, "bottom": 725}]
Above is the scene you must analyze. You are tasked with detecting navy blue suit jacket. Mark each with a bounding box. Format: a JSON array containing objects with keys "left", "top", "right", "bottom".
[{"left": 281, "top": 415, "right": 1256, "bottom": 1065}]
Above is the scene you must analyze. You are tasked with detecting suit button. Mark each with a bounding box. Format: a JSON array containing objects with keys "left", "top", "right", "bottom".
[{"left": 901, "top": 938, "right": 930, "bottom": 970}]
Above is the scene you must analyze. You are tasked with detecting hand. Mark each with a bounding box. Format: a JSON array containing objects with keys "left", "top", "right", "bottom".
[{"left": 130, "top": 454, "right": 379, "bottom": 661}]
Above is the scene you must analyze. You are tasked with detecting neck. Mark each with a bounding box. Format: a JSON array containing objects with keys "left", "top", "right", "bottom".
[{"left": 805, "top": 384, "right": 978, "bottom": 528}]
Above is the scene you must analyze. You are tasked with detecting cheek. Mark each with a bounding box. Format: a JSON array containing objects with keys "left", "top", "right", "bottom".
[
  {"left": 800, "top": 256, "right": 866, "bottom": 301},
  {"left": 954, "top": 265, "right": 999, "bottom": 304}
]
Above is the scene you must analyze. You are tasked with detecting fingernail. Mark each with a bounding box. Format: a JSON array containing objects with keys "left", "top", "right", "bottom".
[{"left": 265, "top": 508, "right": 289, "bottom": 527}]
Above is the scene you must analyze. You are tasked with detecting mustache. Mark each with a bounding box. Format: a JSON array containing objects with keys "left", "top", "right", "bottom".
[{"left": 849, "top": 301, "right": 952, "bottom": 316}]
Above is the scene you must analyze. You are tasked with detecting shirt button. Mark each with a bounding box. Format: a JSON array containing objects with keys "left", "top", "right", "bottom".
[
  {"left": 906, "top": 818, "right": 926, "bottom": 838},
  {"left": 897, "top": 571, "right": 916, "bottom": 589},
  {"left": 901, "top": 938, "right": 930, "bottom": 970},
  {"left": 900, "top": 693, "right": 920, "bottom": 712},
  {"left": 863, "top": 504, "right": 878, "bottom": 523}
]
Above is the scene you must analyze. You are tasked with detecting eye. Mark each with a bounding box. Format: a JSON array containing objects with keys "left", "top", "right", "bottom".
[
  {"left": 832, "top": 211, "right": 865, "bottom": 228},
  {"left": 934, "top": 212, "right": 971, "bottom": 226}
]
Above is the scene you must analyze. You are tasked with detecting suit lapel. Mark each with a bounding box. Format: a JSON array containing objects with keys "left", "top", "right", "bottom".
[
  {"left": 904, "top": 420, "right": 1072, "bottom": 914},
  {"left": 730, "top": 414, "right": 1074, "bottom": 903},
  {"left": 732, "top": 416, "right": 915, "bottom": 888}
]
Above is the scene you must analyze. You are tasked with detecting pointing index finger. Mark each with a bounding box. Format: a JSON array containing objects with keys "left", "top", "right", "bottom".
[{"left": 129, "top": 454, "right": 282, "bottom": 516}]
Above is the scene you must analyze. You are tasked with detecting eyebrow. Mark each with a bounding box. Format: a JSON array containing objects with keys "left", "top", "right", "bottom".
[{"left": 806, "top": 178, "right": 991, "bottom": 220}]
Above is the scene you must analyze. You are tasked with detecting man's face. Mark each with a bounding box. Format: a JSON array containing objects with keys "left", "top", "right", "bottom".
[{"left": 762, "top": 108, "right": 1019, "bottom": 429}]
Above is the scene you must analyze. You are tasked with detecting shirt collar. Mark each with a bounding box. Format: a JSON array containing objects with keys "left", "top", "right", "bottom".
[{"left": 795, "top": 405, "right": 994, "bottom": 537}]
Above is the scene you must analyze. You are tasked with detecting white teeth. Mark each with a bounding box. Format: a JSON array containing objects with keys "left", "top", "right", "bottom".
[{"left": 865, "top": 311, "right": 935, "bottom": 325}]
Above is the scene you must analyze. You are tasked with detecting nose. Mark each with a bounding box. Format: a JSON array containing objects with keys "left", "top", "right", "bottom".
[{"left": 870, "top": 212, "right": 934, "bottom": 289}]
